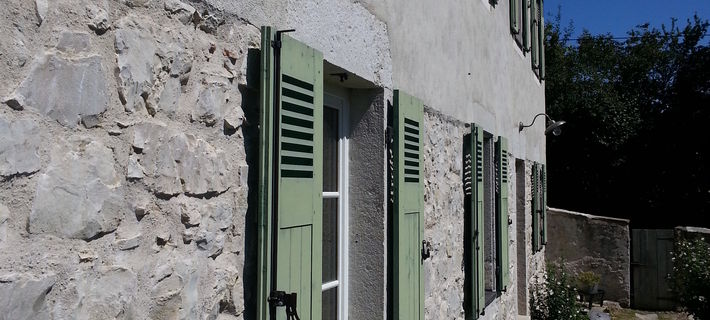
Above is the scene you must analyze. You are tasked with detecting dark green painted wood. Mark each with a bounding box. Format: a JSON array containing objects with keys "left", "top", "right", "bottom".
[
  {"left": 538, "top": 0, "right": 546, "bottom": 80},
  {"left": 258, "top": 26, "right": 275, "bottom": 320},
  {"left": 532, "top": 162, "right": 540, "bottom": 252},
  {"left": 496, "top": 137, "right": 510, "bottom": 291},
  {"left": 530, "top": 0, "right": 539, "bottom": 70},
  {"left": 465, "top": 124, "right": 486, "bottom": 320},
  {"left": 631, "top": 229, "right": 676, "bottom": 310},
  {"left": 510, "top": 0, "right": 519, "bottom": 34},
  {"left": 522, "top": 0, "right": 530, "bottom": 50},
  {"left": 541, "top": 164, "right": 547, "bottom": 245},
  {"left": 393, "top": 90, "right": 424, "bottom": 320}
]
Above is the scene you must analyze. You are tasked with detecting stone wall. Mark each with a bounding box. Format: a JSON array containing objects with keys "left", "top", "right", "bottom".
[
  {"left": 545, "top": 208, "right": 631, "bottom": 307},
  {"left": 0, "top": 0, "right": 546, "bottom": 319},
  {"left": 0, "top": 0, "right": 257, "bottom": 318},
  {"left": 422, "top": 108, "right": 531, "bottom": 320}
]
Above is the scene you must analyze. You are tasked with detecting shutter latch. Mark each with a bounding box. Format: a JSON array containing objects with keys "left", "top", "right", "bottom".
[
  {"left": 421, "top": 240, "right": 432, "bottom": 263},
  {"left": 267, "top": 291, "right": 300, "bottom": 320}
]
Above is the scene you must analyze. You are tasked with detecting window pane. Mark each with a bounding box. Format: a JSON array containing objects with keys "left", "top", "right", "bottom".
[
  {"left": 322, "top": 286, "right": 338, "bottom": 320},
  {"left": 323, "top": 107, "right": 339, "bottom": 192},
  {"left": 322, "top": 197, "right": 338, "bottom": 283}
]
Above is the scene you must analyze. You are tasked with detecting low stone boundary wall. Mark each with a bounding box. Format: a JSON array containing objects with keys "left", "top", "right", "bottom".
[{"left": 545, "top": 208, "right": 631, "bottom": 307}]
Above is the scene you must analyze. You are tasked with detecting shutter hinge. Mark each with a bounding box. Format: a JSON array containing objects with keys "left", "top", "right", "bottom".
[
  {"left": 272, "top": 29, "right": 296, "bottom": 49},
  {"left": 268, "top": 291, "right": 300, "bottom": 320}
]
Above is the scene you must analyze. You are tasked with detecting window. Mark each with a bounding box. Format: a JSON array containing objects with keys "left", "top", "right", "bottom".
[
  {"left": 482, "top": 134, "right": 498, "bottom": 304},
  {"left": 322, "top": 93, "right": 349, "bottom": 320},
  {"left": 532, "top": 162, "right": 546, "bottom": 252},
  {"left": 465, "top": 127, "right": 511, "bottom": 318},
  {"left": 511, "top": 0, "right": 529, "bottom": 50}
]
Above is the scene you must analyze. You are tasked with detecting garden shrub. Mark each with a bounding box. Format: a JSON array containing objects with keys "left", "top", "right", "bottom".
[
  {"left": 530, "top": 262, "right": 587, "bottom": 320},
  {"left": 671, "top": 237, "right": 710, "bottom": 319}
]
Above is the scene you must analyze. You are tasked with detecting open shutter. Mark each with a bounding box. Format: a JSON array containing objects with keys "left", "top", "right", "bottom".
[
  {"left": 541, "top": 164, "right": 547, "bottom": 245},
  {"left": 538, "top": 0, "right": 546, "bottom": 80},
  {"left": 495, "top": 137, "right": 510, "bottom": 291},
  {"left": 509, "top": 0, "right": 519, "bottom": 34},
  {"left": 522, "top": 0, "right": 530, "bottom": 51},
  {"left": 465, "top": 124, "right": 485, "bottom": 319},
  {"left": 258, "top": 26, "right": 323, "bottom": 320},
  {"left": 393, "top": 90, "right": 424, "bottom": 320},
  {"left": 531, "top": 162, "right": 540, "bottom": 252},
  {"left": 530, "top": 0, "right": 539, "bottom": 70}
]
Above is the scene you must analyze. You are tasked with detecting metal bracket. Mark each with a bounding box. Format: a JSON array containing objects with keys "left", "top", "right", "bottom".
[
  {"left": 272, "top": 29, "right": 296, "bottom": 49},
  {"left": 268, "top": 291, "right": 300, "bottom": 320},
  {"left": 421, "top": 240, "right": 432, "bottom": 262}
]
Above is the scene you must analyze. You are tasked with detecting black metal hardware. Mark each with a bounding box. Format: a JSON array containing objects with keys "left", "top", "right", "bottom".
[
  {"left": 421, "top": 240, "right": 431, "bottom": 262},
  {"left": 268, "top": 291, "right": 300, "bottom": 320}
]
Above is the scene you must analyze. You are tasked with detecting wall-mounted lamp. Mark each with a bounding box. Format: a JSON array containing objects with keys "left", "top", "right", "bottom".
[{"left": 519, "top": 113, "right": 566, "bottom": 136}]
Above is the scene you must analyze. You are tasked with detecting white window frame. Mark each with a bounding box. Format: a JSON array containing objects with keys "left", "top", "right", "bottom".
[{"left": 321, "top": 92, "right": 350, "bottom": 320}]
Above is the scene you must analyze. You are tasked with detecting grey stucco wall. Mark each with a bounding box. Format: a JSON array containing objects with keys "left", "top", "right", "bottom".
[
  {"left": 348, "top": 88, "right": 387, "bottom": 320},
  {"left": 546, "top": 208, "right": 631, "bottom": 307},
  {"left": 358, "top": 0, "right": 547, "bottom": 163}
]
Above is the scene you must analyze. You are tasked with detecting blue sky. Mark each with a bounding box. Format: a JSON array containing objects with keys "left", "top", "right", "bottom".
[{"left": 544, "top": 0, "right": 710, "bottom": 38}]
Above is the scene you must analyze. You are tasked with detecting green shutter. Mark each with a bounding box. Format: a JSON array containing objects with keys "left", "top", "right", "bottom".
[
  {"left": 465, "top": 124, "right": 485, "bottom": 319},
  {"left": 495, "top": 137, "right": 510, "bottom": 291},
  {"left": 530, "top": 0, "right": 540, "bottom": 71},
  {"left": 541, "top": 164, "right": 547, "bottom": 245},
  {"left": 538, "top": 0, "right": 546, "bottom": 80},
  {"left": 258, "top": 27, "right": 323, "bottom": 320},
  {"left": 510, "top": 0, "right": 519, "bottom": 34},
  {"left": 531, "top": 162, "right": 540, "bottom": 252},
  {"left": 393, "top": 90, "right": 424, "bottom": 320},
  {"left": 522, "top": 0, "right": 529, "bottom": 51}
]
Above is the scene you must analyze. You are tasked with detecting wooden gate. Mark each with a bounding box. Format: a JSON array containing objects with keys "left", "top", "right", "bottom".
[{"left": 631, "top": 229, "right": 675, "bottom": 310}]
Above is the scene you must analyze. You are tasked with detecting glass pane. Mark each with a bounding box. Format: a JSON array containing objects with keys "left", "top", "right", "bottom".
[
  {"left": 322, "top": 286, "right": 338, "bottom": 320},
  {"left": 322, "top": 198, "right": 338, "bottom": 283},
  {"left": 323, "top": 107, "right": 339, "bottom": 192}
]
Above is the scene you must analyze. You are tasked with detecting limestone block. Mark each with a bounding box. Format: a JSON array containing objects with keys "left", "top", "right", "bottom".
[
  {"left": 35, "top": 0, "right": 48, "bottom": 25},
  {"left": 164, "top": 0, "right": 196, "bottom": 25},
  {"left": 30, "top": 140, "right": 127, "bottom": 239},
  {"left": 133, "top": 122, "right": 232, "bottom": 196},
  {"left": 121, "top": 0, "right": 152, "bottom": 7},
  {"left": 86, "top": 4, "right": 110, "bottom": 34},
  {"left": 4, "top": 51, "right": 109, "bottom": 128},
  {"left": 115, "top": 17, "right": 158, "bottom": 114},
  {"left": 127, "top": 154, "right": 145, "bottom": 179},
  {"left": 173, "top": 195, "right": 234, "bottom": 257},
  {"left": 149, "top": 274, "right": 184, "bottom": 319},
  {"left": 0, "top": 272, "right": 56, "bottom": 319},
  {"left": 0, "top": 203, "right": 8, "bottom": 243},
  {"left": 75, "top": 267, "right": 137, "bottom": 319},
  {"left": 192, "top": 83, "right": 229, "bottom": 127},
  {"left": 56, "top": 32, "right": 91, "bottom": 54},
  {"left": 115, "top": 223, "right": 142, "bottom": 250},
  {"left": 0, "top": 117, "right": 41, "bottom": 178}
]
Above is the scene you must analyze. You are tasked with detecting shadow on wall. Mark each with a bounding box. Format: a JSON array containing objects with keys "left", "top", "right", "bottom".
[{"left": 241, "top": 47, "right": 261, "bottom": 320}]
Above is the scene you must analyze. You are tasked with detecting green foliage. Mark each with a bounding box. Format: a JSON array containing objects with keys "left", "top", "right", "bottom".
[
  {"left": 671, "top": 237, "right": 710, "bottom": 319},
  {"left": 576, "top": 271, "right": 601, "bottom": 292},
  {"left": 530, "top": 263, "right": 587, "bottom": 320},
  {"left": 545, "top": 11, "right": 710, "bottom": 228}
]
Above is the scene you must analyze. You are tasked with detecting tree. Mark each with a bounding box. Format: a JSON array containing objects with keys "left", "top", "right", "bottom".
[{"left": 545, "top": 12, "right": 710, "bottom": 228}]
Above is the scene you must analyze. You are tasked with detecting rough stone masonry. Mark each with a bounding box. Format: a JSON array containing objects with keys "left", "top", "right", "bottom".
[{"left": 0, "top": 0, "right": 256, "bottom": 318}]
